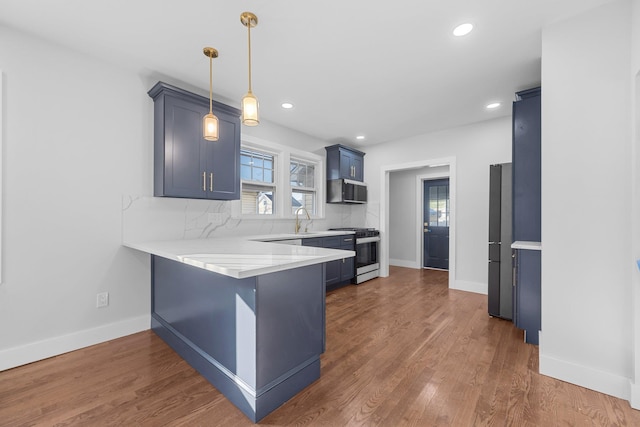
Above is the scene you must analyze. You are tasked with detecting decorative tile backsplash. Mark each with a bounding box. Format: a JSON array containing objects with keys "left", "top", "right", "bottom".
[{"left": 122, "top": 196, "right": 370, "bottom": 243}]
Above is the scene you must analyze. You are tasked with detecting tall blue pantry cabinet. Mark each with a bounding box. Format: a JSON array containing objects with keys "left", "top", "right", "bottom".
[
  {"left": 148, "top": 82, "right": 241, "bottom": 200},
  {"left": 511, "top": 87, "right": 542, "bottom": 345}
]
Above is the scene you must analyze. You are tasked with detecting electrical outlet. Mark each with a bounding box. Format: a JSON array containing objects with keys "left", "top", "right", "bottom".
[{"left": 96, "top": 292, "right": 109, "bottom": 308}]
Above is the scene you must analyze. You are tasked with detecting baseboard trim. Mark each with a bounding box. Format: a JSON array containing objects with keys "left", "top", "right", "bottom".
[
  {"left": 539, "top": 350, "right": 631, "bottom": 402},
  {"left": 452, "top": 280, "right": 487, "bottom": 295},
  {"left": 389, "top": 259, "right": 420, "bottom": 269},
  {"left": 629, "top": 381, "right": 640, "bottom": 409},
  {"left": 0, "top": 315, "right": 150, "bottom": 372}
]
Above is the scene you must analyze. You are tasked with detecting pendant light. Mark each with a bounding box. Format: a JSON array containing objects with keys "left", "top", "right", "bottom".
[
  {"left": 240, "top": 12, "right": 259, "bottom": 126},
  {"left": 203, "top": 47, "right": 219, "bottom": 141}
]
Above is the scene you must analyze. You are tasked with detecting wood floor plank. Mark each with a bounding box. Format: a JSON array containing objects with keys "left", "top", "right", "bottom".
[{"left": 1, "top": 267, "right": 639, "bottom": 426}]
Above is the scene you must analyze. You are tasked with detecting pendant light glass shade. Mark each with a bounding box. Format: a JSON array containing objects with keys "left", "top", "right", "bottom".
[
  {"left": 203, "top": 113, "right": 219, "bottom": 140},
  {"left": 241, "top": 12, "right": 259, "bottom": 126},
  {"left": 203, "top": 47, "right": 219, "bottom": 141},
  {"left": 241, "top": 91, "right": 259, "bottom": 126}
]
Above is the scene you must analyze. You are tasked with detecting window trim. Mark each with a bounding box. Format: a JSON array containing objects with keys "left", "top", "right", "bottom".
[{"left": 233, "top": 135, "right": 325, "bottom": 219}]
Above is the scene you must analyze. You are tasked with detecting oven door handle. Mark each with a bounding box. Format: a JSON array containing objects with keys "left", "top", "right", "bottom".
[{"left": 356, "top": 236, "right": 381, "bottom": 244}]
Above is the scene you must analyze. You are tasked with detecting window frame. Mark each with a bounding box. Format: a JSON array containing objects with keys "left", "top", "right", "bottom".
[{"left": 233, "top": 135, "right": 325, "bottom": 219}]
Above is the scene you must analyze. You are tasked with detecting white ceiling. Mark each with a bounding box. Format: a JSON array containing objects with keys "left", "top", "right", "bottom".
[{"left": 0, "top": 0, "right": 615, "bottom": 147}]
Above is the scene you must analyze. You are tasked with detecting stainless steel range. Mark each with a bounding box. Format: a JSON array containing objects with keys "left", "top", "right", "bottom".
[{"left": 329, "top": 227, "right": 380, "bottom": 284}]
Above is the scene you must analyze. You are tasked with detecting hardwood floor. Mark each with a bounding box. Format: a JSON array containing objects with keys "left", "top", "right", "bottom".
[{"left": 1, "top": 267, "right": 638, "bottom": 426}]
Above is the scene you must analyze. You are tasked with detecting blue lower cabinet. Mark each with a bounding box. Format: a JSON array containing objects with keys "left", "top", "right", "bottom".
[
  {"left": 340, "top": 236, "right": 355, "bottom": 282},
  {"left": 302, "top": 234, "right": 355, "bottom": 288},
  {"left": 513, "top": 249, "right": 541, "bottom": 345},
  {"left": 151, "top": 255, "right": 325, "bottom": 422}
]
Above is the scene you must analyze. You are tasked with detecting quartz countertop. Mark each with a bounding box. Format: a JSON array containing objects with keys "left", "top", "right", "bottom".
[
  {"left": 247, "top": 230, "right": 355, "bottom": 242},
  {"left": 511, "top": 241, "right": 542, "bottom": 251},
  {"left": 124, "top": 232, "right": 355, "bottom": 279}
]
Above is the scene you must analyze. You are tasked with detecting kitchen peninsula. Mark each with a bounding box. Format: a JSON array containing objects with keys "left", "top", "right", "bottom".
[{"left": 125, "top": 232, "right": 354, "bottom": 422}]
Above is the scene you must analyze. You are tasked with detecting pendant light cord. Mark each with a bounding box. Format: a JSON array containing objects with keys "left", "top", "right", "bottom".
[
  {"left": 209, "top": 52, "right": 213, "bottom": 114},
  {"left": 247, "top": 23, "right": 252, "bottom": 93}
]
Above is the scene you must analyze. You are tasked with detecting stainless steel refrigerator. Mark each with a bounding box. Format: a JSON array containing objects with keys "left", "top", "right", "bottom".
[{"left": 488, "top": 163, "right": 513, "bottom": 319}]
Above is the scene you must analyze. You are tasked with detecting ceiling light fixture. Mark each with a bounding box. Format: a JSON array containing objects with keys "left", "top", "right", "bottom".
[
  {"left": 453, "top": 23, "right": 473, "bottom": 37},
  {"left": 356, "top": 135, "right": 366, "bottom": 140},
  {"left": 241, "top": 12, "right": 259, "bottom": 126},
  {"left": 282, "top": 102, "right": 294, "bottom": 109},
  {"left": 486, "top": 102, "right": 501, "bottom": 109},
  {"left": 202, "top": 47, "right": 219, "bottom": 141}
]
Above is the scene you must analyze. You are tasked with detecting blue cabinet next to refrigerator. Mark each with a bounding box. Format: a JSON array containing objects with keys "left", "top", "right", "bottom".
[{"left": 511, "top": 87, "right": 542, "bottom": 345}]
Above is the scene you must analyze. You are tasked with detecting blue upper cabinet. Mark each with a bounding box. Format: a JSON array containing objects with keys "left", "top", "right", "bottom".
[
  {"left": 148, "top": 82, "right": 241, "bottom": 200},
  {"left": 512, "top": 87, "right": 541, "bottom": 242},
  {"left": 326, "top": 144, "right": 365, "bottom": 182}
]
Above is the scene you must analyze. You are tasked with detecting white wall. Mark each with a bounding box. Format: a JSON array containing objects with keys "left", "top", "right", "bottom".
[
  {"left": 388, "top": 168, "right": 423, "bottom": 267},
  {"left": 540, "top": 0, "right": 634, "bottom": 401},
  {"left": 365, "top": 117, "right": 512, "bottom": 293},
  {"left": 0, "top": 24, "right": 351, "bottom": 371},
  {"left": 0, "top": 25, "right": 152, "bottom": 369}
]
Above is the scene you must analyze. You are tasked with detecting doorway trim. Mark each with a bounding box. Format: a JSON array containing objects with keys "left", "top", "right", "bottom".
[
  {"left": 380, "top": 156, "right": 456, "bottom": 290},
  {"left": 629, "top": 70, "right": 640, "bottom": 408}
]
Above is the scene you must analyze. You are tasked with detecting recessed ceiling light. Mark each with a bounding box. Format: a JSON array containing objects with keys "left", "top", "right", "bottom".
[
  {"left": 453, "top": 23, "right": 473, "bottom": 37},
  {"left": 486, "top": 102, "right": 501, "bottom": 109},
  {"left": 356, "top": 135, "right": 365, "bottom": 140},
  {"left": 281, "top": 102, "right": 294, "bottom": 109}
]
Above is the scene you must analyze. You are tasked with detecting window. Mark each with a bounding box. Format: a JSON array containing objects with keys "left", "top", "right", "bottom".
[
  {"left": 428, "top": 184, "right": 449, "bottom": 227},
  {"left": 240, "top": 149, "right": 276, "bottom": 215},
  {"left": 235, "top": 135, "right": 324, "bottom": 219},
  {"left": 290, "top": 158, "right": 317, "bottom": 215}
]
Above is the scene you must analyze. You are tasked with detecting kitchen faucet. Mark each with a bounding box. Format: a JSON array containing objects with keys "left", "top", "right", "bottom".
[{"left": 295, "top": 207, "right": 311, "bottom": 234}]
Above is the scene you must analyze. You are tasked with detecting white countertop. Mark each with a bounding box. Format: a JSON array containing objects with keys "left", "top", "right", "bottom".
[
  {"left": 247, "top": 230, "right": 355, "bottom": 242},
  {"left": 124, "top": 232, "right": 355, "bottom": 279},
  {"left": 511, "top": 241, "right": 542, "bottom": 251}
]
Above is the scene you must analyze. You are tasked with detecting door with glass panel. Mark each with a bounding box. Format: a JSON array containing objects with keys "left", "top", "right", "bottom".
[{"left": 423, "top": 179, "right": 450, "bottom": 269}]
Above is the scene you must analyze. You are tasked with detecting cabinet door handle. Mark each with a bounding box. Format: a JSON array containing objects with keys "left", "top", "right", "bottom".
[
  {"left": 209, "top": 173, "right": 214, "bottom": 192},
  {"left": 512, "top": 252, "right": 517, "bottom": 288},
  {"left": 202, "top": 172, "right": 206, "bottom": 191}
]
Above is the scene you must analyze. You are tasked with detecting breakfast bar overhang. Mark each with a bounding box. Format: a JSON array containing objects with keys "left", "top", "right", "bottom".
[{"left": 125, "top": 237, "right": 354, "bottom": 422}]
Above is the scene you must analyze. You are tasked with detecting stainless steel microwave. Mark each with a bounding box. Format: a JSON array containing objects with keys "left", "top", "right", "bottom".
[{"left": 327, "top": 179, "right": 367, "bottom": 204}]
